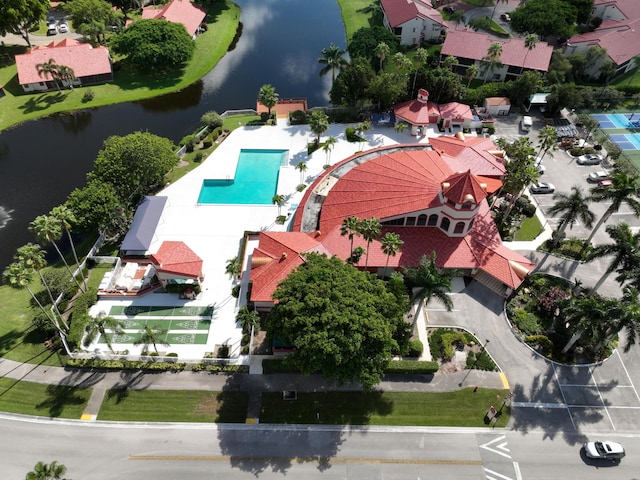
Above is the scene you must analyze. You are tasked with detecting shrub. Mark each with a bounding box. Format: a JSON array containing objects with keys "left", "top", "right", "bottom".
[
  {"left": 525, "top": 335, "right": 554, "bottom": 358},
  {"left": 180, "top": 134, "right": 194, "bottom": 147},
  {"left": 407, "top": 339, "right": 424, "bottom": 357},
  {"left": 260, "top": 112, "right": 270, "bottom": 122},
  {"left": 263, "top": 358, "right": 301, "bottom": 373},
  {"left": 466, "top": 350, "right": 497, "bottom": 371},
  {"left": 511, "top": 309, "right": 542, "bottom": 335},
  {"left": 194, "top": 152, "right": 204, "bottom": 163},
  {"left": 231, "top": 285, "right": 240, "bottom": 298},
  {"left": 82, "top": 88, "right": 94, "bottom": 102},
  {"left": 67, "top": 286, "right": 98, "bottom": 348},
  {"left": 345, "top": 126, "right": 358, "bottom": 142},
  {"left": 440, "top": 332, "right": 469, "bottom": 360},
  {"left": 202, "top": 139, "right": 213, "bottom": 149},
  {"left": 218, "top": 344, "right": 230, "bottom": 358},
  {"left": 65, "top": 358, "right": 187, "bottom": 371},
  {"left": 186, "top": 140, "right": 195, "bottom": 153},
  {"left": 201, "top": 110, "right": 223, "bottom": 129},
  {"left": 296, "top": 184, "right": 307, "bottom": 192},
  {"left": 276, "top": 215, "right": 287, "bottom": 224},
  {"left": 290, "top": 110, "right": 307, "bottom": 125},
  {"left": 166, "top": 352, "right": 178, "bottom": 357},
  {"left": 385, "top": 360, "right": 438, "bottom": 374}
]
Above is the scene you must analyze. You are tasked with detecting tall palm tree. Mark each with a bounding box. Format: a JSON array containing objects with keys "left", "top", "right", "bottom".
[
  {"left": 466, "top": 64, "right": 479, "bottom": 87},
  {"left": 25, "top": 460, "right": 68, "bottom": 480},
  {"left": 57, "top": 64, "right": 76, "bottom": 89},
  {"left": 441, "top": 55, "right": 457, "bottom": 72},
  {"left": 15, "top": 243, "right": 67, "bottom": 330},
  {"left": 35, "top": 58, "right": 61, "bottom": 91},
  {"left": 612, "top": 286, "right": 640, "bottom": 352},
  {"left": 258, "top": 84, "right": 279, "bottom": 116},
  {"left": 412, "top": 47, "right": 429, "bottom": 94},
  {"left": 340, "top": 216, "right": 362, "bottom": 258},
  {"left": 295, "top": 161, "right": 308, "bottom": 184},
  {"left": 318, "top": 43, "right": 349, "bottom": 83},
  {"left": 403, "top": 253, "right": 455, "bottom": 323},
  {"left": 83, "top": 311, "right": 125, "bottom": 352},
  {"left": 236, "top": 305, "right": 260, "bottom": 333},
  {"left": 134, "top": 324, "right": 170, "bottom": 354},
  {"left": 547, "top": 186, "right": 595, "bottom": 242},
  {"left": 562, "top": 294, "right": 616, "bottom": 355},
  {"left": 3, "top": 262, "right": 60, "bottom": 332},
  {"left": 322, "top": 135, "right": 336, "bottom": 166},
  {"left": 521, "top": 33, "right": 538, "bottom": 74},
  {"left": 392, "top": 52, "right": 413, "bottom": 74},
  {"left": 537, "top": 125, "right": 558, "bottom": 162},
  {"left": 30, "top": 214, "right": 84, "bottom": 293},
  {"left": 585, "top": 172, "right": 640, "bottom": 247},
  {"left": 356, "top": 120, "right": 371, "bottom": 151},
  {"left": 360, "top": 217, "right": 381, "bottom": 268},
  {"left": 272, "top": 194, "right": 285, "bottom": 215},
  {"left": 225, "top": 257, "right": 241, "bottom": 280},
  {"left": 450, "top": 9, "right": 466, "bottom": 30},
  {"left": 375, "top": 41, "right": 391, "bottom": 72},
  {"left": 380, "top": 232, "right": 403, "bottom": 272},
  {"left": 587, "top": 223, "right": 640, "bottom": 294},
  {"left": 51, "top": 204, "right": 86, "bottom": 290},
  {"left": 482, "top": 42, "right": 503, "bottom": 83}
]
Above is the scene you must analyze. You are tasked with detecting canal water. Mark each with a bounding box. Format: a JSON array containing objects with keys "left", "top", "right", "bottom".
[{"left": 0, "top": 0, "right": 346, "bottom": 271}]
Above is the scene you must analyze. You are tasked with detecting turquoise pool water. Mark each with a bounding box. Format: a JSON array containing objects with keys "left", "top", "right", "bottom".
[{"left": 197, "top": 149, "right": 288, "bottom": 204}]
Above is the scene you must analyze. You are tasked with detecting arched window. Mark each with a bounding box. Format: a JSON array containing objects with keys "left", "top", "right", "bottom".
[
  {"left": 406, "top": 217, "right": 416, "bottom": 226},
  {"left": 454, "top": 222, "right": 465, "bottom": 234},
  {"left": 417, "top": 214, "right": 427, "bottom": 226},
  {"left": 428, "top": 214, "right": 438, "bottom": 226},
  {"left": 440, "top": 217, "right": 450, "bottom": 231}
]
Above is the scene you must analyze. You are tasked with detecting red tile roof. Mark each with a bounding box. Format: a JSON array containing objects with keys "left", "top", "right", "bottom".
[
  {"left": 381, "top": 0, "right": 444, "bottom": 28},
  {"left": 441, "top": 30, "right": 553, "bottom": 72},
  {"left": 394, "top": 98, "right": 440, "bottom": 124},
  {"left": 141, "top": 0, "right": 206, "bottom": 36},
  {"left": 15, "top": 39, "right": 112, "bottom": 85},
  {"left": 151, "top": 241, "right": 203, "bottom": 278},
  {"left": 429, "top": 135, "right": 506, "bottom": 178},
  {"left": 568, "top": 17, "right": 640, "bottom": 66},
  {"left": 442, "top": 170, "right": 487, "bottom": 204}
]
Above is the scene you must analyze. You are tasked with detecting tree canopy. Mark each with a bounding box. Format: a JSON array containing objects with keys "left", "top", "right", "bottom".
[
  {"left": 65, "top": 0, "right": 123, "bottom": 44},
  {"left": 268, "top": 253, "right": 408, "bottom": 390},
  {"left": 110, "top": 18, "right": 195, "bottom": 70},
  {"left": 65, "top": 180, "right": 124, "bottom": 233},
  {"left": 88, "top": 131, "right": 178, "bottom": 201},
  {"left": 348, "top": 26, "right": 398, "bottom": 67},
  {"left": 330, "top": 57, "right": 376, "bottom": 107},
  {"left": 510, "top": 0, "right": 577, "bottom": 39},
  {"left": 0, "top": 0, "right": 50, "bottom": 48}
]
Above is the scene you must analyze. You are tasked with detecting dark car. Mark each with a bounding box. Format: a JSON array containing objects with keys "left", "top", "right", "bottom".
[
  {"left": 443, "top": 6, "right": 455, "bottom": 14},
  {"left": 500, "top": 13, "right": 511, "bottom": 21}
]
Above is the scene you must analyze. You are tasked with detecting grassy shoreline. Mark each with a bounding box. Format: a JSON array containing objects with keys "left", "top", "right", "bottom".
[{"left": 0, "top": 1, "right": 240, "bottom": 132}]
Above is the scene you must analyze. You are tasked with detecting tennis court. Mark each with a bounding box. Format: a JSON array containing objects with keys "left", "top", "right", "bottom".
[
  {"left": 608, "top": 133, "right": 640, "bottom": 151},
  {"left": 592, "top": 113, "right": 640, "bottom": 130},
  {"left": 591, "top": 112, "right": 640, "bottom": 171}
]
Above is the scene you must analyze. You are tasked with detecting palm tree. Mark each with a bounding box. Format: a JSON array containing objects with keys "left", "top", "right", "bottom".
[
  {"left": 340, "top": 216, "right": 362, "bottom": 258},
  {"left": 25, "top": 460, "right": 68, "bottom": 480},
  {"left": 521, "top": 33, "right": 538, "bottom": 74},
  {"left": 392, "top": 52, "right": 412, "bottom": 74},
  {"left": 322, "top": 136, "right": 336, "bottom": 166},
  {"left": 441, "top": 55, "right": 457, "bottom": 72},
  {"left": 450, "top": 9, "right": 466, "bottom": 29},
  {"left": 57, "top": 65, "right": 76, "bottom": 89},
  {"left": 561, "top": 294, "right": 616, "bottom": 356},
  {"left": 380, "top": 232, "right": 403, "bottom": 272},
  {"left": 272, "top": 194, "right": 285, "bottom": 215},
  {"left": 35, "top": 58, "right": 61, "bottom": 91},
  {"left": 403, "top": 253, "right": 455, "bottom": 323},
  {"left": 412, "top": 47, "right": 429, "bottom": 94},
  {"left": 225, "top": 256, "right": 241, "bottom": 280},
  {"left": 15, "top": 243, "right": 67, "bottom": 330},
  {"left": 587, "top": 223, "right": 640, "bottom": 294},
  {"left": 83, "top": 311, "right": 125, "bottom": 352},
  {"left": 584, "top": 172, "right": 640, "bottom": 248},
  {"left": 537, "top": 125, "right": 558, "bottom": 162},
  {"left": 258, "top": 84, "right": 279, "bottom": 116},
  {"left": 547, "top": 186, "right": 595, "bottom": 245},
  {"left": 134, "top": 324, "right": 169, "bottom": 354},
  {"left": 308, "top": 109, "right": 329, "bottom": 145},
  {"left": 360, "top": 217, "right": 381, "bottom": 268},
  {"left": 375, "top": 41, "right": 391, "bottom": 72},
  {"left": 394, "top": 122, "right": 408, "bottom": 135},
  {"left": 30, "top": 214, "right": 84, "bottom": 293},
  {"left": 236, "top": 305, "right": 260, "bottom": 333},
  {"left": 482, "top": 42, "right": 503, "bottom": 83},
  {"left": 295, "top": 161, "right": 308, "bottom": 184},
  {"left": 611, "top": 286, "right": 640, "bottom": 352},
  {"left": 3, "top": 262, "right": 60, "bottom": 332},
  {"left": 51, "top": 204, "right": 86, "bottom": 290},
  {"left": 466, "top": 64, "right": 479, "bottom": 87},
  {"left": 318, "top": 43, "right": 349, "bottom": 83},
  {"left": 356, "top": 120, "right": 371, "bottom": 151}
]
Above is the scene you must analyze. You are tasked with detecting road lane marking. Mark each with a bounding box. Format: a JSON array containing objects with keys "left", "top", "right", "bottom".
[
  {"left": 484, "top": 467, "right": 513, "bottom": 480},
  {"left": 615, "top": 349, "right": 640, "bottom": 404},
  {"left": 513, "top": 461, "right": 523, "bottom": 480},
  {"left": 129, "top": 454, "right": 482, "bottom": 465},
  {"left": 479, "top": 435, "right": 511, "bottom": 459}
]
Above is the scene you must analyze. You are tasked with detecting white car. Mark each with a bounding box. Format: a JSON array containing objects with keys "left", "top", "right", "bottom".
[
  {"left": 58, "top": 22, "right": 69, "bottom": 33},
  {"left": 583, "top": 441, "right": 625, "bottom": 460},
  {"left": 577, "top": 153, "right": 603, "bottom": 165},
  {"left": 530, "top": 182, "right": 555, "bottom": 194},
  {"left": 587, "top": 171, "right": 609, "bottom": 183}
]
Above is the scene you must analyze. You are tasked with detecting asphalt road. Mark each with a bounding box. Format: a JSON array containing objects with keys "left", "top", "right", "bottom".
[{"left": 2, "top": 417, "right": 639, "bottom": 480}]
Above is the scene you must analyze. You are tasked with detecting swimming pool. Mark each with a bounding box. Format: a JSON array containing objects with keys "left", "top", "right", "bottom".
[{"left": 197, "top": 149, "right": 288, "bottom": 204}]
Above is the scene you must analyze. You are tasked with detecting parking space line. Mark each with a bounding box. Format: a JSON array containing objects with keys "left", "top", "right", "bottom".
[
  {"left": 615, "top": 349, "right": 640, "bottom": 404},
  {"left": 552, "top": 364, "right": 576, "bottom": 430},
  {"left": 590, "top": 367, "right": 615, "bottom": 430}
]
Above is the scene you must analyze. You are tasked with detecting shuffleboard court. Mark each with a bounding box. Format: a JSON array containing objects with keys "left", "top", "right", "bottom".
[
  {"left": 100, "top": 332, "right": 209, "bottom": 345},
  {"left": 109, "top": 305, "right": 214, "bottom": 317},
  {"left": 112, "top": 318, "right": 211, "bottom": 331}
]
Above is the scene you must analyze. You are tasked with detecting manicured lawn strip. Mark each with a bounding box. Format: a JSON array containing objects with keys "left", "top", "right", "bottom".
[
  {"left": 515, "top": 215, "right": 543, "bottom": 241},
  {"left": 0, "top": 1, "right": 240, "bottom": 132},
  {"left": 336, "top": 0, "right": 377, "bottom": 41},
  {"left": 98, "top": 389, "right": 248, "bottom": 422},
  {"left": 0, "top": 377, "right": 90, "bottom": 418},
  {"left": 260, "top": 390, "right": 511, "bottom": 427}
]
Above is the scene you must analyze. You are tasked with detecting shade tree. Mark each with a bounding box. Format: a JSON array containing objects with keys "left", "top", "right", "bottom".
[{"left": 0, "top": 0, "right": 50, "bottom": 48}]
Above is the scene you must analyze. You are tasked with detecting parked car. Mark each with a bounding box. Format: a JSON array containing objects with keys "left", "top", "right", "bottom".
[
  {"left": 577, "top": 153, "right": 603, "bottom": 165},
  {"left": 583, "top": 441, "right": 625, "bottom": 460},
  {"left": 598, "top": 179, "right": 613, "bottom": 188},
  {"left": 530, "top": 182, "right": 555, "bottom": 194},
  {"left": 47, "top": 24, "right": 57, "bottom": 35},
  {"left": 443, "top": 6, "right": 455, "bottom": 13},
  {"left": 500, "top": 13, "right": 511, "bottom": 21},
  {"left": 57, "top": 21, "right": 69, "bottom": 33},
  {"left": 587, "top": 171, "right": 609, "bottom": 183}
]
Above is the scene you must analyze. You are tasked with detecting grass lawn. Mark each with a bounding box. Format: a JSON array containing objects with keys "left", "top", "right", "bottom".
[
  {"left": 0, "top": 377, "right": 90, "bottom": 418},
  {"left": 336, "top": 0, "right": 379, "bottom": 41},
  {"left": 260, "top": 389, "right": 511, "bottom": 427},
  {"left": 464, "top": 0, "right": 495, "bottom": 6},
  {"left": 515, "top": 215, "right": 543, "bottom": 241},
  {"left": 98, "top": 389, "right": 249, "bottom": 422},
  {"left": 0, "top": 0, "right": 240, "bottom": 132}
]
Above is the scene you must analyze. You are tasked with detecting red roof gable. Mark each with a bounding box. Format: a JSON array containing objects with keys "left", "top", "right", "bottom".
[
  {"left": 441, "top": 30, "right": 553, "bottom": 72},
  {"left": 381, "top": 0, "right": 443, "bottom": 28},
  {"left": 442, "top": 170, "right": 487, "bottom": 204},
  {"left": 394, "top": 98, "right": 439, "bottom": 124},
  {"left": 430, "top": 135, "right": 506, "bottom": 177},
  {"left": 568, "top": 17, "right": 640, "bottom": 66},
  {"left": 141, "top": 0, "right": 206, "bottom": 36},
  {"left": 15, "top": 40, "right": 112, "bottom": 85},
  {"left": 151, "top": 241, "right": 203, "bottom": 278}
]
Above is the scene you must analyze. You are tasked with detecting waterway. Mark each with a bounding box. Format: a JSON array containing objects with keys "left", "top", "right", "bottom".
[{"left": 0, "top": 0, "right": 346, "bottom": 272}]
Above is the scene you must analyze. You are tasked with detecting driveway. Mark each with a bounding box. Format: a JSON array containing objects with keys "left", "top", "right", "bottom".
[{"left": 442, "top": 0, "right": 519, "bottom": 39}]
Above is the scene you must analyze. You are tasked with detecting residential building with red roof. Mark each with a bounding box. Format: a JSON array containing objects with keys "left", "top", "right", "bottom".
[
  {"left": 15, "top": 39, "right": 113, "bottom": 93},
  {"left": 249, "top": 141, "right": 533, "bottom": 311},
  {"left": 141, "top": 0, "right": 207, "bottom": 38},
  {"left": 381, "top": 0, "right": 446, "bottom": 45},
  {"left": 441, "top": 30, "right": 554, "bottom": 82},
  {"left": 565, "top": 0, "right": 640, "bottom": 79}
]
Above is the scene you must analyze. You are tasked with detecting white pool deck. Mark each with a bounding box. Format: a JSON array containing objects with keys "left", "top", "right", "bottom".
[{"left": 86, "top": 121, "right": 471, "bottom": 359}]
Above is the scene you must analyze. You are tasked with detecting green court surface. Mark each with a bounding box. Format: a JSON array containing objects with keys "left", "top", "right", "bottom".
[
  {"left": 109, "top": 305, "right": 214, "bottom": 317},
  {"left": 100, "top": 332, "right": 209, "bottom": 345},
  {"left": 116, "top": 318, "right": 211, "bottom": 331}
]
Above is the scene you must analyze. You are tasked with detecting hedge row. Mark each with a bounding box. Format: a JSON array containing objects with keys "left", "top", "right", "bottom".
[
  {"left": 66, "top": 286, "right": 99, "bottom": 349},
  {"left": 66, "top": 358, "right": 187, "bottom": 372},
  {"left": 262, "top": 358, "right": 439, "bottom": 375},
  {"left": 191, "top": 363, "right": 246, "bottom": 373}
]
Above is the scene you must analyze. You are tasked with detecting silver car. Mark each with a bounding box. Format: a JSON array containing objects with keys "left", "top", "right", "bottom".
[
  {"left": 584, "top": 441, "right": 625, "bottom": 460},
  {"left": 530, "top": 182, "right": 555, "bottom": 194},
  {"left": 577, "top": 153, "right": 603, "bottom": 165}
]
